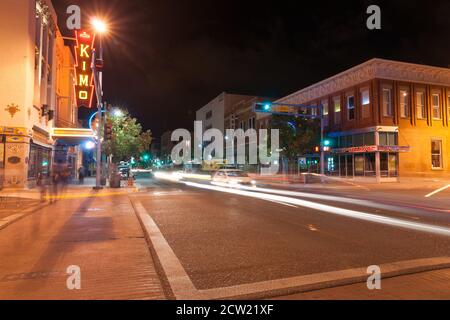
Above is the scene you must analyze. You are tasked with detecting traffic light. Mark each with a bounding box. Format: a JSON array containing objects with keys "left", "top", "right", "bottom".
[
  {"left": 314, "top": 146, "right": 320, "bottom": 153},
  {"left": 254, "top": 102, "right": 272, "bottom": 113},
  {"left": 104, "top": 122, "right": 112, "bottom": 140},
  {"left": 142, "top": 153, "right": 150, "bottom": 161}
]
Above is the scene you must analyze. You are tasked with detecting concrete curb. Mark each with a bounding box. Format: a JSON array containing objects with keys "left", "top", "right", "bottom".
[
  {"left": 130, "top": 197, "right": 450, "bottom": 300},
  {"left": 0, "top": 202, "right": 48, "bottom": 231}
]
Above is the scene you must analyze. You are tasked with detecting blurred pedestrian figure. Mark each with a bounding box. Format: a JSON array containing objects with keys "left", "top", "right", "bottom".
[
  {"left": 60, "top": 167, "right": 70, "bottom": 195},
  {"left": 50, "top": 171, "right": 59, "bottom": 204},
  {"left": 37, "top": 172, "right": 47, "bottom": 202},
  {"left": 78, "top": 166, "right": 85, "bottom": 185}
]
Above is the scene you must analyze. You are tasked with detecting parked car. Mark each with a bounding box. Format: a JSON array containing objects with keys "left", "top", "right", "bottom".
[{"left": 211, "top": 169, "right": 256, "bottom": 186}]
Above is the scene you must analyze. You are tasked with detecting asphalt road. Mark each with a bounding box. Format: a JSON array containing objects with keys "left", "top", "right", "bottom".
[{"left": 133, "top": 176, "right": 450, "bottom": 291}]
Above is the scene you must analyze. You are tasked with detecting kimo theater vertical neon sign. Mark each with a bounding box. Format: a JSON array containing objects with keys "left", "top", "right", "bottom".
[{"left": 74, "top": 30, "right": 95, "bottom": 107}]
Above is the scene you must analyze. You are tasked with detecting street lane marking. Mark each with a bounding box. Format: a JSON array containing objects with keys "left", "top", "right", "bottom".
[
  {"left": 425, "top": 184, "right": 450, "bottom": 198},
  {"left": 131, "top": 199, "right": 450, "bottom": 299},
  {"left": 267, "top": 200, "right": 298, "bottom": 208},
  {"left": 184, "top": 181, "right": 450, "bottom": 237}
]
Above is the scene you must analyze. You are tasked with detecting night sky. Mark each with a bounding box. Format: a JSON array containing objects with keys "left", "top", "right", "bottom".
[{"left": 53, "top": 0, "right": 450, "bottom": 137}]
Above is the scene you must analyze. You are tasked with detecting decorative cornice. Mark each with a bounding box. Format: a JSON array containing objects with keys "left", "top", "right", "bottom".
[
  {"left": 36, "top": 0, "right": 57, "bottom": 34},
  {"left": 278, "top": 58, "right": 450, "bottom": 105}
]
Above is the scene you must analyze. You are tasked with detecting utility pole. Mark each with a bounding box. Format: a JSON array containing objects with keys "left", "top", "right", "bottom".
[
  {"left": 319, "top": 104, "right": 325, "bottom": 183},
  {"left": 92, "top": 37, "right": 104, "bottom": 190}
]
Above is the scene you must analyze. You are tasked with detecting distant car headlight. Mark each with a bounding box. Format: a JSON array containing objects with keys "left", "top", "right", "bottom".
[{"left": 250, "top": 180, "right": 256, "bottom": 185}]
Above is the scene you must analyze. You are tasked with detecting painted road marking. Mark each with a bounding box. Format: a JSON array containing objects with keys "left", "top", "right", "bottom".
[
  {"left": 425, "top": 184, "right": 450, "bottom": 198},
  {"left": 267, "top": 199, "right": 298, "bottom": 208}
]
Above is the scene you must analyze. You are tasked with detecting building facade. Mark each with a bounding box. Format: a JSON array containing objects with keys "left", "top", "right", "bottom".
[
  {"left": 0, "top": 0, "right": 79, "bottom": 188},
  {"left": 196, "top": 92, "right": 258, "bottom": 133},
  {"left": 278, "top": 58, "right": 450, "bottom": 181}
]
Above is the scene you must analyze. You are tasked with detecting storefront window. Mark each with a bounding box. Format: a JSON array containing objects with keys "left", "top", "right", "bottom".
[
  {"left": 388, "top": 153, "right": 398, "bottom": 176},
  {"left": 0, "top": 136, "right": 4, "bottom": 169},
  {"left": 339, "top": 155, "right": 346, "bottom": 177},
  {"left": 354, "top": 155, "right": 364, "bottom": 176},
  {"left": 380, "top": 152, "right": 398, "bottom": 177},
  {"left": 28, "top": 144, "right": 51, "bottom": 180},
  {"left": 364, "top": 153, "right": 376, "bottom": 176}
]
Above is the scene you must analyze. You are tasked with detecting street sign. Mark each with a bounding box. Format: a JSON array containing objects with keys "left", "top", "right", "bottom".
[
  {"left": 74, "top": 30, "right": 95, "bottom": 108},
  {"left": 253, "top": 102, "right": 320, "bottom": 117}
]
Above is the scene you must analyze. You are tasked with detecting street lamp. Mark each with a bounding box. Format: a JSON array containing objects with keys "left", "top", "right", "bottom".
[
  {"left": 91, "top": 17, "right": 108, "bottom": 190},
  {"left": 112, "top": 109, "right": 123, "bottom": 117}
]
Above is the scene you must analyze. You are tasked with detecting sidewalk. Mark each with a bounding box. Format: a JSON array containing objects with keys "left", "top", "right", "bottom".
[
  {"left": 272, "top": 268, "right": 450, "bottom": 300},
  {"left": 0, "top": 187, "right": 166, "bottom": 300}
]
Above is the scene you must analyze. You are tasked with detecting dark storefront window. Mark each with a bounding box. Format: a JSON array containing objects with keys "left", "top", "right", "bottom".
[
  {"left": 380, "top": 152, "right": 398, "bottom": 177},
  {"left": 354, "top": 155, "right": 364, "bottom": 176},
  {"left": 364, "top": 153, "right": 376, "bottom": 176},
  {"left": 0, "top": 136, "right": 5, "bottom": 169},
  {"left": 28, "top": 144, "right": 51, "bottom": 180}
]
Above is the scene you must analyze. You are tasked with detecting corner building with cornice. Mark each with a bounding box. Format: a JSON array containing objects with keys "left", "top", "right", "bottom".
[{"left": 278, "top": 58, "right": 450, "bottom": 181}]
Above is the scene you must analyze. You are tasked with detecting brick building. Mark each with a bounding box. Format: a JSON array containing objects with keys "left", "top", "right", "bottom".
[{"left": 278, "top": 58, "right": 450, "bottom": 181}]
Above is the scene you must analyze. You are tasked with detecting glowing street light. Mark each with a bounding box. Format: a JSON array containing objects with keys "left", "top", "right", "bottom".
[
  {"left": 112, "top": 109, "right": 123, "bottom": 117},
  {"left": 84, "top": 140, "right": 96, "bottom": 150},
  {"left": 91, "top": 18, "right": 108, "bottom": 34}
]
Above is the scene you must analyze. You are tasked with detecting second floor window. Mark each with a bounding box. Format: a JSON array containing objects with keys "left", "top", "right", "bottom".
[
  {"left": 333, "top": 96, "right": 341, "bottom": 124},
  {"left": 416, "top": 91, "right": 426, "bottom": 119},
  {"left": 248, "top": 117, "right": 255, "bottom": 129},
  {"left": 382, "top": 88, "right": 393, "bottom": 117},
  {"left": 432, "top": 94, "right": 441, "bottom": 120},
  {"left": 360, "top": 88, "right": 370, "bottom": 119},
  {"left": 347, "top": 95, "right": 355, "bottom": 120},
  {"left": 205, "top": 110, "right": 212, "bottom": 119},
  {"left": 399, "top": 89, "right": 410, "bottom": 118},
  {"left": 322, "top": 100, "right": 329, "bottom": 126},
  {"left": 448, "top": 95, "right": 450, "bottom": 121}
]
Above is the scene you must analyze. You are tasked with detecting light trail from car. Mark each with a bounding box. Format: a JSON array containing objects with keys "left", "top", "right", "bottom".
[{"left": 183, "top": 181, "right": 450, "bottom": 237}]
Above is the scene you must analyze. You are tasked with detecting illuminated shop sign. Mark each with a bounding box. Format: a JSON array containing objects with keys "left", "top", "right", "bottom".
[
  {"left": 74, "top": 30, "right": 95, "bottom": 108},
  {"left": 332, "top": 145, "right": 411, "bottom": 153}
]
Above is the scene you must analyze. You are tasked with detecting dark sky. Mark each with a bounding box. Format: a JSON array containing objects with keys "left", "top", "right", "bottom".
[{"left": 53, "top": 0, "right": 450, "bottom": 137}]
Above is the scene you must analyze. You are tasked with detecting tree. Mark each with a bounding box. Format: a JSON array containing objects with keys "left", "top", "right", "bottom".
[
  {"left": 103, "top": 111, "right": 152, "bottom": 163},
  {"left": 270, "top": 114, "right": 320, "bottom": 160}
]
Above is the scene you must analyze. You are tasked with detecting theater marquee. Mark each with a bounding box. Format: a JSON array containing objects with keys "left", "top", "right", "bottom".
[{"left": 74, "top": 30, "right": 95, "bottom": 108}]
